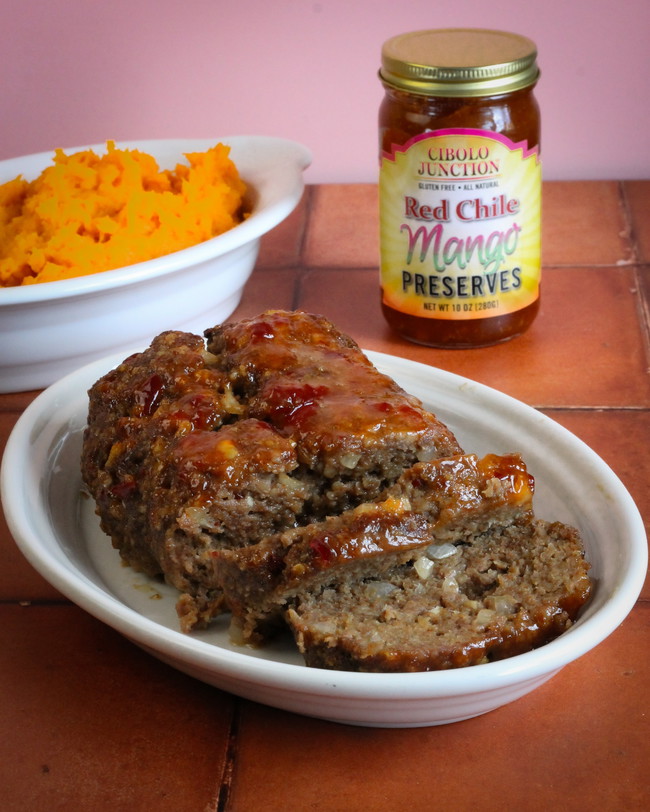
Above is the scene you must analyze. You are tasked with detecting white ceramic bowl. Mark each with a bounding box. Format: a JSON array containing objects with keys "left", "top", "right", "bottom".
[
  {"left": 0, "top": 137, "right": 311, "bottom": 393},
  {"left": 2, "top": 351, "right": 646, "bottom": 727}
]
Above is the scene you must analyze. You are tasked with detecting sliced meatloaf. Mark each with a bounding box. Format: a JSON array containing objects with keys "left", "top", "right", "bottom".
[
  {"left": 81, "top": 311, "right": 464, "bottom": 632},
  {"left": 214, "top": 453, "right": 536, "bottom": 642},
  {"left": 81, "top": 330, "right": 243, "bottom": 576},
  {"left": 286, "top": 520, "right": 592, "bottom": 672},
  {"left": 205, "top": 310, "right": 463, "bottom": 515},
  {"left": 143, "top": 418, "right": 312, "bottom": 630},
  {"left": 81, "top": 311, "right": 592, "bottom": 662}
]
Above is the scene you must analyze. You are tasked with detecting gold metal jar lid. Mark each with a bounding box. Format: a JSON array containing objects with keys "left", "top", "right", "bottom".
[{"left": 380, "top": 28, "right": 539, "bottom": 97}]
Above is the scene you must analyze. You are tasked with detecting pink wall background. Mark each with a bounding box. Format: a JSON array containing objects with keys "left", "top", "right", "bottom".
[{"left": 1, "top": 0, "right": 648, "bottom": 184}]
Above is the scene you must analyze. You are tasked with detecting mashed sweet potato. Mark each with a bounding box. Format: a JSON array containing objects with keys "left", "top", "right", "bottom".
[{"left": 0, "top": 141, "right": 247, "bottom": 287}]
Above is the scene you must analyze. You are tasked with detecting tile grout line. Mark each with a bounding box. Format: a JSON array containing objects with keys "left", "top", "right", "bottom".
[
  {"left": 633, "top": 263, "right": 650, "bottom": 373},
  {"left": 295, "top": 185, "right": 315, "bottom": 268},
  {"left": 618, "top": 182, "right": 650, "bottom": 371},
  {"left": 214, "top": 700, "right": 241, "bottom": 812},
  {"left": 0, "top": 598, "right": 73, "bottom": 606},
  {"left": 292, "top": 266, "right": 309, "bottom": 310},
  {"left": 618, "top": 181, "right": 640, "bottom": 265},
  {"left": 538, "top": 405, "right": 650, "bottom": 413},
  {"left": 292, "top": 185, "right": 315, "bottom": 309}
]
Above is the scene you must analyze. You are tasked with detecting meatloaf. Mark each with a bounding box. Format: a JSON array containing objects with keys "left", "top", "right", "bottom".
[
  {"left": 81, "top": 310, "right": 464, "bottom": 632},
  {"left": 205, "top": 310, "right": 462, "bottom": 515},
  {"left": 81, "top": 310, "right": 591, "bottom": 665},
  {"left": 81, "top": 330, "right": 243, "bottom": 577},
  {"left": 285, "top": 520, "right": 592, "bottom": 672},
  {"left": 214, "top": 453, "right": 537, "bottom": 643}
]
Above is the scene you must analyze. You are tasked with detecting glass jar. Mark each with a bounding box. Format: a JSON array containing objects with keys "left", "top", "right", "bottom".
[{"left": 378, "top": 28, "right": 541, "bottom": 347}]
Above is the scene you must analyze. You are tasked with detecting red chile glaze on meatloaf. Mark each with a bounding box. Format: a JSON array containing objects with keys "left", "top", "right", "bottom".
[
  {"left": 286, "top": 520, "right": 592, "bottom": 672},
  {"left": 81, "top": 330, "right": 243, "bottom": 577},
  {"left": 81, "top": 311, "right": 465, "bottom": 632},
  {"left": 214, "top": 453, "right": 536, "bottom": 642},
  {"left": 205, "top": 310, "right": 462, "bottom": 515},
  {"left": 141, "top": 418, "right": 312, "bottom": 629}
]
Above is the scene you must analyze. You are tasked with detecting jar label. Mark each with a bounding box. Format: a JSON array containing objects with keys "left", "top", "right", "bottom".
[{"left": 379, "top": 128, "right": 541, "bottom": 320}]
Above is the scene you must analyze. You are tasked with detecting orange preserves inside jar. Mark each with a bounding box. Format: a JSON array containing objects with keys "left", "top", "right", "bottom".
[{"left": 378, "top": 29, "right": 542, "bottom": 347}]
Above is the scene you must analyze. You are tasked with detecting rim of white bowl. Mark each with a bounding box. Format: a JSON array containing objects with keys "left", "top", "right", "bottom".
[{"left": 0, "top": 136, "right": 312, "bottom": 305}]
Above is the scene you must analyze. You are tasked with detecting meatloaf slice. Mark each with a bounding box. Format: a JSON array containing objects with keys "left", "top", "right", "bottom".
[
  {"left": 215, "top": 453, "right": 536, "bottom": 642},
  {"left": 206, "top": 310, "right": 463, "bottom": 516},
  {"left": 81, "top": 330, "right": 243, "bottom": 575},
  {"left": 142, "top": 418, "right": 312, "bottom": 630},
  {"left": 286, "top": 520, "right": 592, "bottom": 672}
]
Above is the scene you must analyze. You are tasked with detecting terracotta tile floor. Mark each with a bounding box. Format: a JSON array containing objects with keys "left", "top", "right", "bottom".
[
  {"left": 1, "top": 180, "right": 648, "bottom": 811},
  {"left": 232, "top": 605, "right": 649, "bottom": 811}
]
